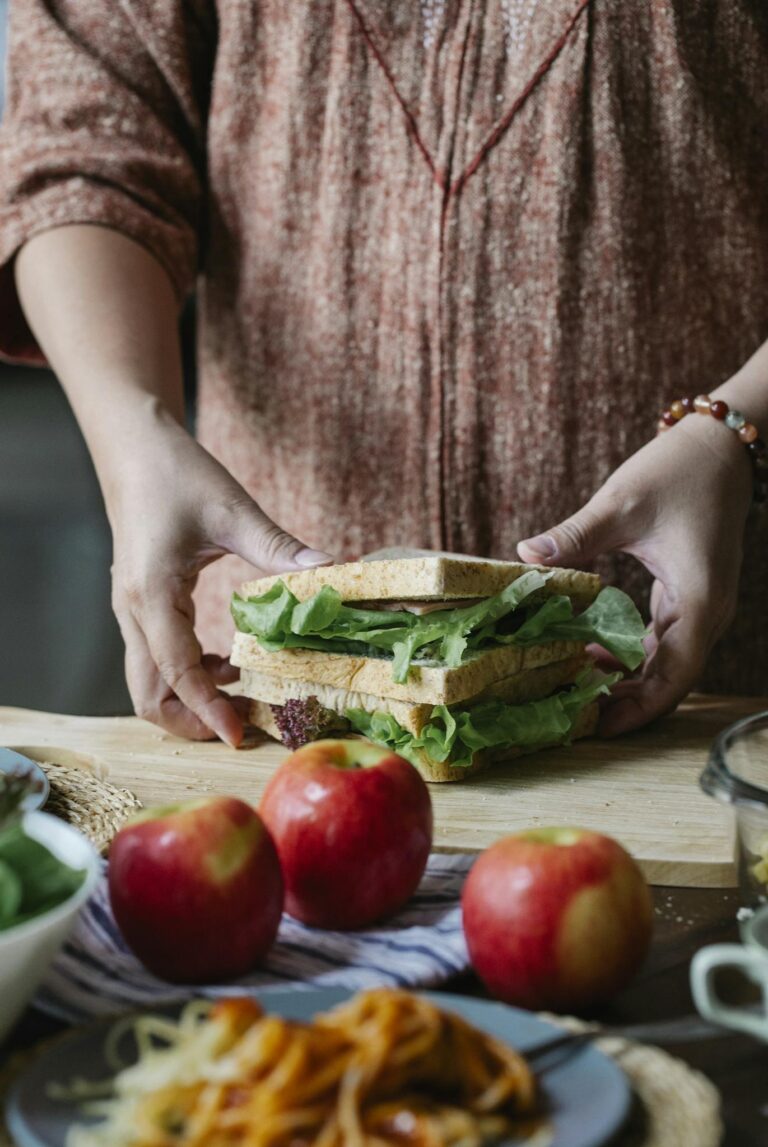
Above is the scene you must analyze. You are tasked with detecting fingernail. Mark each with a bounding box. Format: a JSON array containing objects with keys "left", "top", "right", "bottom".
[
  {"left": 213, "top": 717, "right": 243, "bottom": 749},
  {"left": 520, "top": 534, "right": 557, "bottom": 560},
  {"left": 295, "top": 548, "right": 334, "bottom": 567},
  {"left": 209, "top": 697, "right": 244, "bottom": 747}
]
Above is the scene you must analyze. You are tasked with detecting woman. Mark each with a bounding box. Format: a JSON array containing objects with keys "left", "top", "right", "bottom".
[{"left": 1, "top": 1, "right": 766, "bottom": 747}]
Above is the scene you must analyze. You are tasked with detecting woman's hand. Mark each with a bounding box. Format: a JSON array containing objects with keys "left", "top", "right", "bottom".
[
  {"left": 14, "top": 227, "right": 333, "bottom": 748},
  {"left": 109, "top": 407, "right": 332, "bottom": 747},
  {"left": 518, "top": 413, "right": 753, "bottom": 735}
]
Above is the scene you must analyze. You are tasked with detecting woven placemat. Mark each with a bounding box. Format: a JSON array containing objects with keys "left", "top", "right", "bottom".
[
  {"left": 41, "top": 762, "right": 142, "bottom": 855},
  {"left": 546, "top": 1016, "right": 723, "bottom": 1147},
  {"left": 0, "top": 1019, "right": 722, "bottom": 1147}
]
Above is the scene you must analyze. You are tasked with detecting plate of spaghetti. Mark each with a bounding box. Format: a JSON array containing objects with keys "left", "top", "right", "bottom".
[{"left": 6, "top": 987, "right": 631, "bottom": 1147}]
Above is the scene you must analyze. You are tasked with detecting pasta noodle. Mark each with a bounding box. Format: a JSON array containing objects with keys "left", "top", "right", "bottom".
[{"left": 66, "top": 989, "right": 538, "bottom": 1147}]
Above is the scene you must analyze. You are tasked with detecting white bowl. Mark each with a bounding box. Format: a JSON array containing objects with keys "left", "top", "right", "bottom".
[{"left": 0, "top": 812, "right": 100, "bottom": 1044}]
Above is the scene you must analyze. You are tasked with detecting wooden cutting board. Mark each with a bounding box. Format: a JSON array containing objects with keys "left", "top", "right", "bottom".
[{"left": 1, "top": 696, "right": 763, "bottom": 888}]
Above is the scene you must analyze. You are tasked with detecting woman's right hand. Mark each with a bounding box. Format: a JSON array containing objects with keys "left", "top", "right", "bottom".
[{"left": 109, "top": 405, "right": 332, "bottom": 747}]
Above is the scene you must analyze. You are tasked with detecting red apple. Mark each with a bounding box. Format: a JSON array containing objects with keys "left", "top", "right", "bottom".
[
  {"left": 109, "top": 797, "right": 283, "bottom": 983},
  {"left": 259, "top": 739, "right": 433, "bottom": 929},
  {"left": 462, "top": 828, "right": 653, "bottom": 1011}
]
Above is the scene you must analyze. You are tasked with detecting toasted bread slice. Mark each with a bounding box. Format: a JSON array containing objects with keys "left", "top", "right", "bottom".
[
  {"left": 232, "top": 632, "right": 586, "bottom": 706},
  {"left": 248, "top": 700, "right": 284, "bottom": 744},
  {"left": 246, "top": 696, "right": 599, "bottom": 784},
  {"left": 238, "top": 556, "right": 600, "bottom": 609},
  {"left": 239, "top": 654, "right": 588, "bottom": 738}
]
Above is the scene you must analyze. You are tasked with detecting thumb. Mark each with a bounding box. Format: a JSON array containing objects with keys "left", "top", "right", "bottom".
[
  {"left": 517, "top": 493, "right": 620, "bottom": 568},
  {"left": 224, "top": 499, "right": 334, "bottom": 574}
]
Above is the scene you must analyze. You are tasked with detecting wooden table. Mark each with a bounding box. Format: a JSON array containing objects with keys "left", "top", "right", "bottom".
[{"left": 0, "top": 696, "right": 757, "bottom": 886}]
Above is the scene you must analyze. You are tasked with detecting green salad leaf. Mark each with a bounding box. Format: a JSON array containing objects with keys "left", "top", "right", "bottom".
[
  {"left": 0, "top": 859, "right": 22, "bottom": 928},
  {"left": 0, "top": 824, "right": 86, "bottom": 932},
  {"left": 233, "top": 570, "right": 549, "bottom": 683},
  {"left": 513, "top": 586, "right": 647, "bottom": 670},
  {"left": 347, "top": 669, "right": 620, "bottom": 768},
  {"left": 232, "top": 574, "right": 646, "bottom": 683}
]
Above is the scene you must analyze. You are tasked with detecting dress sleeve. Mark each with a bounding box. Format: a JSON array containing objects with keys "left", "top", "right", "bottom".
[{"left": 0, "top": 0, "right": 215, "bottom": 364}]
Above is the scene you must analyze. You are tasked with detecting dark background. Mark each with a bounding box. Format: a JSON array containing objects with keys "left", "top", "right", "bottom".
[{"left": 1, "top": 3, "right": 136, "bottom": 715}]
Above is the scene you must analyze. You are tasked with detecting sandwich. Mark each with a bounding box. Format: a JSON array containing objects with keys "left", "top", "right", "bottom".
[{"left": 230, "top": 555, "right": 646, "bottom": 782}]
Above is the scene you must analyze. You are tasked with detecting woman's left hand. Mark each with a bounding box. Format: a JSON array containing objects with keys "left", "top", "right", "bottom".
[{"left": 517, "top": 412, "right": 753, "bottom": 735}]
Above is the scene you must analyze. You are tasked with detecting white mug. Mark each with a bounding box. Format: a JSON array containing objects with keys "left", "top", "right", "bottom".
[{"left": 690, "top": 905, "right": 768, "bottom": 1042}]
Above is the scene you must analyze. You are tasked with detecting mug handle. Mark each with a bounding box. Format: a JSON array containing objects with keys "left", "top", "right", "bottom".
[{"left": 690, "top": 943, "right": 768, "bottom": 1042}]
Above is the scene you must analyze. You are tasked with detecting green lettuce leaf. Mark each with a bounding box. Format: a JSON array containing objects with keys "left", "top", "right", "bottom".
[
  {"left": 232, "top": 572, "right": 645, "bottom": 682},
  {"left": 232, "top": 570, "right": 549, "bottom": 683},
  {"left": 0, "top": 825, "right": 86, "bottom": 932},
  {"left": 291, "top": 585, "right": 344, "bottom": 634},
  {"left": 0, "top": 859, "right": 22, "bottom": 929},
  {"left": 513, "top": 586, "right": 646, "bottom": 670},
  {"left": 230, "top": 582, "right": 299, "bottom": 650},
  {"left": 344, "top": 710, "right": 418, "bottom": 763},
  {"left": 347, "top": 669, "right": 620, "bottom": 768}
]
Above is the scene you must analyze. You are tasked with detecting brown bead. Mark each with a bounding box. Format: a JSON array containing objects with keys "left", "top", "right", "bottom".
[
  {"left": 670, "top": 399, "right": 686, "bottom": 420},
  {"left": 756, "top": 453, "right": 768, "bottom": 473},
  {"left": 710, "top": 399, "right": 729, "bottom": 420},
  {"left": 661, "top": 410, "right": 677, "bottom": 426},
  {"left": 681, "top": 396, "right": 696, "bottom": 414},
  {"left": 748, "top": 438, "right": 766, "bottom": 456},
  {"left": 693, "top": 394, "right": 711, "bottom": 413},
  {"left": 739, "top": 422, "right": 759, "bottom": 444}
]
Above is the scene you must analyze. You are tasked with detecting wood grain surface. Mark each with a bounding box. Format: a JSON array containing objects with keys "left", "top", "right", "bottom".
[{"left": 2, "top": 695, "right": 764, "bottom": 887}]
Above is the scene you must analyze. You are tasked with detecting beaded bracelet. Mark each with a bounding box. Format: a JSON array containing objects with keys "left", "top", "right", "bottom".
[{"left": 657, "top": 394, "right": 768, "bottom": 503}]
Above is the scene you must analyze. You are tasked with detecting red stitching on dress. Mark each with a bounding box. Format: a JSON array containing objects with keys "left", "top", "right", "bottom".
[
  {"left": 345, "top": 0, "right": 590, "bottom": 200},
  {"left": 450, "top": 0, "right": 591, "bottom": 196},
  {"left": 343, "top": 0, "right": 446, "bottom": 190}
]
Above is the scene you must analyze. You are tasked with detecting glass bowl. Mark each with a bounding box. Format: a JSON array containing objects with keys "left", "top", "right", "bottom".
[{"left": 700, "top": 711, "right": 768, "bottom": 907}]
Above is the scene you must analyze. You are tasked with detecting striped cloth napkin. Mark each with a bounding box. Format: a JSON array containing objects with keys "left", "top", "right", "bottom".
[{"left": 35, "top": 854, "right": 473, "bottom": 1024}]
